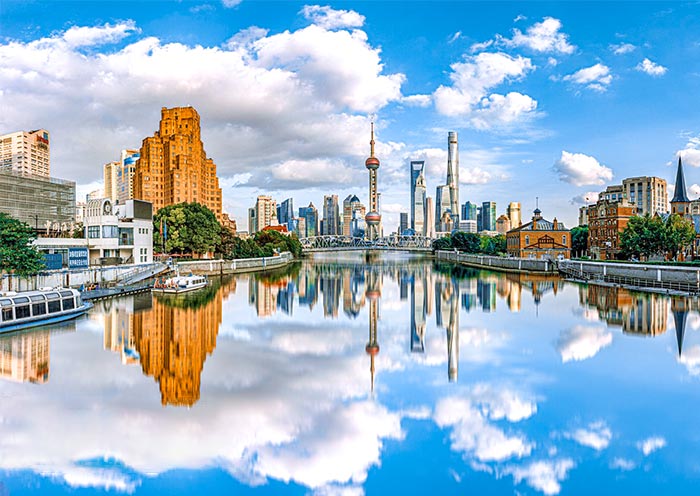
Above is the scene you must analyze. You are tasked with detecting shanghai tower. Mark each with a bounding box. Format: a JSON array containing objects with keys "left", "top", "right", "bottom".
[{"left": 446, "top": 131, "right": 459, "bottom": 224}]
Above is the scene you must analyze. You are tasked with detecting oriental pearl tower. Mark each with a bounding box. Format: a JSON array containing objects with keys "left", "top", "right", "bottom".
[{"left": 365, "top": 122, "right": 381, "bottom": 240}]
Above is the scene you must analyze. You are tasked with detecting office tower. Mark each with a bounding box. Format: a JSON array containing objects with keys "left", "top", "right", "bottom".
[
  {"left": 507, "top": 201, "right": 521, "bottom": 228},
  {"left": 278, "top": 198, "right": 294, "bottom": 230},
  {"left": 0, "top": 129, "right": 50, "bottom": 177},
  {"left": 342, "top": 194, "right": 365, "bottom": 237},
  {"left": 399, "top": 212, "right": 408, "bottom": 234},
  {"left": 436, "top": 185, "right": 451, "bottom": 231},
  {"left": 322, "top": 194, "right": 340, "bottom": 235},
  {"left": 477, "top": 206, "right": 482, "bottom": 231},
  {"left": 461, "top": 201, "right": 478, "bottom": 221},
  {"left": 446, "top": 131, "right": 459, "bottom": 224},
  {"left": 481, "top": 201, "right": 497, "bottom": 231},
  {"left": 410, "top": 275, "right": 426, "bottom": 353},
  {"left": 342, "top": 194, "right": 354, "bottom": 236},
  {"left": 133, "top": 106, "right": 223, "bottom": 220},
  {"left": 364, "top": 123, "right": 382, "bottom": 240},
  {"left": 410, "top": 160, "right": 426, "bottom": 230},
  {"left": 117, "top": 149, "right": 140, "bottom": 203},
  {"left": 299, "top": 202, "right": 319, "bottom": 237},
  {"left": 104, "top": 161, "right": 119, "bottom": 202},
  {"left": 424, "top": 197, "right": 435, "bottom": 238}
]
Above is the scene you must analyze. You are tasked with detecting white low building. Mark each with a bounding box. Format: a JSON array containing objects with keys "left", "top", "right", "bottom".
[{"left": 84, "top": 198, "right": 153, "bottom": 266}]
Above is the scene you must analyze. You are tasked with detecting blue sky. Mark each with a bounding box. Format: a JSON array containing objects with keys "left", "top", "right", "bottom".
[{"left": 2, "top": 1, "right": 700, "bottom": 229}]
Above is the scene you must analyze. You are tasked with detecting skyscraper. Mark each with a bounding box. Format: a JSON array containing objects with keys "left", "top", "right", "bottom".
[
  {"left": 410, "top": 160, "right": 426, "bottom": 230},
  {"left": 103, "top": 160, "right": 119, "bottom": 202},
  {"left": 413, "top": 172, "right": 426, "bottom": 235},
  {"left": 447, "top": 131, "right": 460, "bottom": 224},
  {"left": 507, "top": 202, "right": 522, "bottom": 228},
  {"left": 481, "top": 201, "right": 497, "bottom": 231},
  {"left": 299, "top": 202, "right": 319, "bottom": 237},
  {"left": 424, "top": 196, "right": 435, "bottom": 238},
  {"left": 399, "top": 212, "right": 408, "bottom": 234},
  {"left": 436, "top": 185, "right": 452, "bottom": 232},
  {"left": 278, "top": 198, "right": 294, "bottom": 230},
  {"left": 0, "top": 129, "right": 50, "bottom": 177},
  {"left": 117, "top": 149, "right": 140, "bottom": 203},
  {"left": 322, "top": 194, "right": 340, "bottom": 235},
  {"left": 134, "top": 106, "right": 223, "bottom": 220},
  {"left": 249, "top": 195, "right": 276, "bottom": 234},
  {"left": 461, "top": 201, "right": 477, "bottom": 221},
  {"left": 365, "top": 123, "right": 382, "bottom": 240}
]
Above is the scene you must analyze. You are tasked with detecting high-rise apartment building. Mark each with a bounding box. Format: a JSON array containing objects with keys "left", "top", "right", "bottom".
[
  {"left": 117, "top": 149, "right": 140, "bottom": 203},
  {"left": 481, "top": 201, "right": 497, "bottom": 232},
  {"left": 507, "top": 202, "right": 521, "bottom": 228},
  {"left": 104, "top": 160, "right": 119, "bottom": 202},
  {"left": 599, "top": 177, "right": 667, "bottom": 216},
  {"left": 410, "top": 160, "right": 426, "bottom": 231},
  {"left": 249, "top": 195, "right": 277, "bottom": 234},
  {"left": 0, "top": 129, "right": 50, "bottom": 177},
  {"left": 322, "top": 194, "right": 340, "bottom": 235},
  {"left": 133, "top": 106, "right": 223, "bottom": 220}
]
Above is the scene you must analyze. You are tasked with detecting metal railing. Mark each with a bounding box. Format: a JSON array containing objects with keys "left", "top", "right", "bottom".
[
  {"left": 300, "top": 235, "right": 433, "bottom": 252},
  {"left": 558, "top": 265, "right": 700, "bottom": 293}
]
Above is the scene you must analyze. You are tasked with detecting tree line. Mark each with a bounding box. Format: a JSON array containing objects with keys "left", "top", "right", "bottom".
[{"left": 432, "top": 231, "right": 507, "bottom": 255}]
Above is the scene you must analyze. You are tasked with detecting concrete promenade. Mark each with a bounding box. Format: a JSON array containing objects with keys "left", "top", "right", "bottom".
[
  {"left": 176, "top": 252, "right": 295, "bottom": 276},
  {"left": 436, "top": 251, "right": 557, "bottom": 273}
]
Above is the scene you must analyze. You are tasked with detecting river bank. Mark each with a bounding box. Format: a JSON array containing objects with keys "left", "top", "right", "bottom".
[
  {"left": 436, "top": 250, "right": 557, "bottom": 273},
  {"left": 175, "top": 252, "right": 295, "bottom": 276}
]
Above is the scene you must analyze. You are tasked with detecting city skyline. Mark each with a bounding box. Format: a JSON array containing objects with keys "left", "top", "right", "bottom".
[{"left": 3, "top": 2, "right": 700, "bottom": 230}]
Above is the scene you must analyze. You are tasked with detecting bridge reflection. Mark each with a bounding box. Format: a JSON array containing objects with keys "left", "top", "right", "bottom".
[{"left": 300, "top": 235, "right": 433, "bottom": 252}]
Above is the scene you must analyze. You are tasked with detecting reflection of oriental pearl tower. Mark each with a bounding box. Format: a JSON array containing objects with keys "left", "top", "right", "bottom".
[
  {"left": 365, "top": 122, "right": 381, "bottom": 240},
  {"left": 365, "top": 268, "right": 380, "bottom": 394}
]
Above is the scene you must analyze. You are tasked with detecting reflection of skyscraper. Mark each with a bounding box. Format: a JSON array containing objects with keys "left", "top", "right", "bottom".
[
  {"left": 365, "top": 268, "right": 381, "bottom": 393},
  {"left": 410, "top": 161, "right": 426, "bottom": 234},
  {"left": 460, "top": 279, "right": 477, "bottom": 312},
  {"left": 411, "top": 274, "right": 427, "bottom": 353},
  {"left": 133, "top": 283, "right": 228, "bottom": 406},
  {"left": 321, "top": 273, "right": 341, "bottom": 318},
  {"left": 277, "top": 281, "right": 295, "bottom": 315},
  {"left": 103, "top": 293, "right": 153, "bottom": 364},
  {"left": 477, "top": 279, "right": 496, "bottom": 312},
  {"left": 436, "top": 276, "right": 460, "bottom": 382},
  {"left": 447, "top": 131, "right": 459, "bottom": 224},
  {"left": 249, "top": 277, "right": 278, "bottom": 317},
  {"left": 0, "top": 330, "right": 51, "bottom": 383},
  {"left": 343, "top": 267, "right": 365, "bottom": 318}
]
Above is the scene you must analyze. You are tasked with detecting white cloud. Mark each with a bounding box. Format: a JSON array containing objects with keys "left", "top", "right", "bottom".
[
  {"left": 679, "top": 344, "right": 700, "bottom": 375},
  {"left": 636, "top": 58, "right": 667, "bottom": 77},
  {"left": 570, "top": 191, "right": 600, "bottom": 206},
  {"left": 610, "top": 458, "right": 636, "bottom": 471},
  {"left": 563, "top": 63, "right": 613, "bottom": 92},
  {"left": 556, "top": 324, "right": 613, "bottom": 362},
  {"left": 674, "top": 136, "right": 700, "bottom": 167},
  {"left": 62, "top": 20, "right": 139, "bottom": 48},
  {"left": 434, "top": 52, "right": 537, "bottom": 127},
  {"left": 565, "top": 421, "right": 612, "bottom": 450},
  {"left": 449, "top": 31, "right": 463, "bottom": 44},
  {"left": 300, "top": 5, "right": 365, "bottom": 30},
  {"left": 506, "top": 459, "right": 575, "bottom": 495},
  {"left": 610, "top": 43, "right": 636, "bottom": 55},
  {"left": 401, "top": 94, "right": 432, "bottom": 107},
  {"left": 270, "top": 159, "right": 355, "bottom": 188},
  {"left": 637, "top": 436, "right": 666, "bottom": 456},
  {"left": 554, "top": 151, "right": 614, "bottom": 187},
  {"left": 222, "top": 0, "right": 243, "bottom": 8},
  {"left": 507, "top": 17, "right": 575, "bottom": 54}
]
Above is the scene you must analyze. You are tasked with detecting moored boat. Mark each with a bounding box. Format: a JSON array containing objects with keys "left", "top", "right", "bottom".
[
  {"left": 152, "top": 274, "right": 208, "bottom": 294},
  {"left": 0, "top": 287, "right": 93, "bottom": 333}
]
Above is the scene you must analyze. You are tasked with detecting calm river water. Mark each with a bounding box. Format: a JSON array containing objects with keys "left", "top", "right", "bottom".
[{"left": 1, "top": 253, "right": 699, "bottom": 495}]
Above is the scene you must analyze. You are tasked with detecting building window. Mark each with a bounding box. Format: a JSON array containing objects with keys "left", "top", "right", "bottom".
[
  {"left": 525, "top": 235, "right": 530, "bottom": 245},
  {"left": 562, "top": 235, "right": 567, "bottom": 245},
  {"left": 88, "top": 226, "right": 100, "bottom": 238},
  {"left": 102, "top": 225, "right": 119, "bottom": 238}
]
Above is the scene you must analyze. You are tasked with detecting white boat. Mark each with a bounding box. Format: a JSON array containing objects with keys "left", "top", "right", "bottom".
[
  {"left": 152, "top": 273, "right": 208, "bottom": 294},
  {"left": 0, "top": 287, "right": 93, "bottom": 333}
]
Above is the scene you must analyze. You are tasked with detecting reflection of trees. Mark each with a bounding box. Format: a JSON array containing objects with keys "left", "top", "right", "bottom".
[
  {"left": 154, "top": 276, "right": 227, "bottom": 310},
  {"left": 255, "top": 261, "right": 301, "bottom": 284},
  {"left": 133, "top": 280, "right": 234, "bottom": 406}
]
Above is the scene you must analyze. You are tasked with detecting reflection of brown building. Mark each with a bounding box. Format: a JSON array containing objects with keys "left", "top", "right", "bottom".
[
  {"left": 103, "top": 293, "right": 153, "bottom": 365},
  {"left": 578, "top": 285, "right": 668, "bottom": 336},
  {"left": 506, "top": 208, "right": 571, "bottom": 259},
  {"left": 586, "top": 199, "right": 636, "bottom": 260},
  {"left": 0, "top": 330, "right": 50, "bottom": 383},
  {"left": 133, "top": 284, "right": 230, "bottom": 406}
]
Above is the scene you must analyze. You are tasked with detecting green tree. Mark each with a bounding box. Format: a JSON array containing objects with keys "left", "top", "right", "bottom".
[
  {"left": 570, "top": 226, "right": 589, "bottom": 257},
  {"left": 153, "top": 202, "right": 221, "bottom": 256},
  {"left": 0, "top": 213, "right": 45, "bottom": 276},
  {"left": 451, "top": 231, "right": 481, "bottom": 253},
  {"left": 620, "top": 214, "right": 664, "bottom": 260},
  {"left": 662, "top": 214, "right": 695, "bottom": 260},
  {"left": 432, "top": 236, "right": 452, "bottom": 252}
]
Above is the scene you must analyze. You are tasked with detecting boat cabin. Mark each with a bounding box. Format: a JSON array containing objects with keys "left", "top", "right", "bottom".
[{"left": 0, "top": 289, "right": 83, "bottom": 325}]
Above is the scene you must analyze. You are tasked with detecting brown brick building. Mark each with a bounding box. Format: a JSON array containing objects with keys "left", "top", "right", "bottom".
[
  {"left": 134, "top": 107, "right": 223, "bottom": 220},
  {"left": 506, "top": 208, "right": 571, "bottom": 259},
  {"left": 586, "top": 199, "right": 637, "bottom": 260}
]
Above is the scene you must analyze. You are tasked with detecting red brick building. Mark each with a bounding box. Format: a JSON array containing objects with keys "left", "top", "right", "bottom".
[{"left": 586, "top": 199, "right": 637, "bottom": 260}]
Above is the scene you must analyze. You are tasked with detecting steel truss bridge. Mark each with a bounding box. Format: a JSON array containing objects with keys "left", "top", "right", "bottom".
[{"left": 300, "top": 235, "right": 434, "bottom": 253}]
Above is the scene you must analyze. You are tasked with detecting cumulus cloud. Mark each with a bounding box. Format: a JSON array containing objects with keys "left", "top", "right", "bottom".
[
  {"left": 400, "top": 94, "right": 432, "bottom": 107},
  {"left": 506, "top": 17, "right": 575, "bottom": 54},
  {"left": 433, "top": 52, "right": 537, "bottom": 127},
  {"left": 300, "top": 5, "right": 366, "bottom": 30},
  {"left": 570, "top": 191, "right": 600, "bottom": 206},
  {"left": 637, "top": 436, "right": 667, "bottom": 456},
  {"left": 565, "top": 421, "right": 612, "bottom": 450},
  {"left": 563, "top": 63, "right": 613, "bottom": 92},
  {"left": 636, "top": 58, "right": 667, "bottom": 77},
  {"left": 222, "top": 0, "right": 243, "bottom": 7},
  {"left": 553, "top": 151, "right": 613, "bottom": 187},
  {"left": 610, "top": 458, "right": 636, "bottom": 471},
  {"left": 674, "top": 136, "right": 700, "bottom": 167},
  {"left": 610, "top": 43, "right": 636, "bottom": 55},
  {"left": 62, "top": 20, "right": 139, "bottom": 47},
  {"left": 505, "top": 459, "right": 575, "bottom": 495},
  {"left": 269, "top": 159, "right": 355, "bottom": 188},
  {"left": 556, "top": 324, "right": 613, "bottom": 362},
  {"left": 679, "top": 345, "right": 700, "bottom": 375}
]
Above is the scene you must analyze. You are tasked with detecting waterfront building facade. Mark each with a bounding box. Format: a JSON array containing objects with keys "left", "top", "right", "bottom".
[
  {"left": 133, "top": 106, "right": 223, "bottom": 220},
  {"left": 586, "top": 198, "right": 637, "bottom": 260},
  {"left": 506, "top": 208, "right": 571, "bottom": 259},
  {"left": 0, "top": 129, "right": 50, "bottom": 177},
  {"left": 599, "top": 177, "right": 668, "bottom": 216}
]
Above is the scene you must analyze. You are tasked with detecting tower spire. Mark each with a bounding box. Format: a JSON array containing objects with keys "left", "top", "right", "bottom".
[
  {"left": 672, "top": 156, "right": 690, "bottom": 203},
  {"left": 370, "top": 121, "right": 375, "bottom": 158}
]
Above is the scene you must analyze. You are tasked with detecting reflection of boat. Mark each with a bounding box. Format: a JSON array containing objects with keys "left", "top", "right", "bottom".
[
  {"left": 153, "top": 274, "right": 208, "bottom": 294},
  {"left": 0, "top": 288, "right": 92, "bottom": 333}
]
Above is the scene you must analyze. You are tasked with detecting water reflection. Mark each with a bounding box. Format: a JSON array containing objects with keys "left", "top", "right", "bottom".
[
  {"left": 3, "top": 255, "right": 700, "bottom": 495},
  {"left": 0, "top": 329, "right": 51, "bottom": 383}
]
